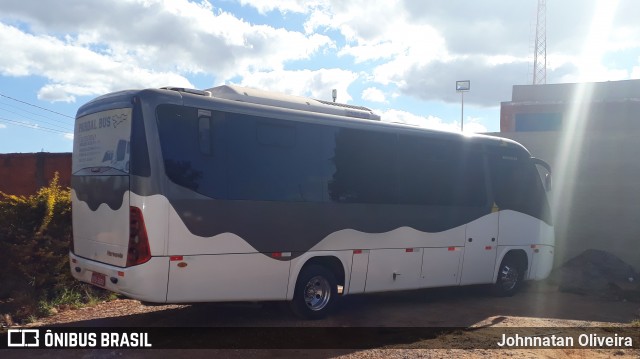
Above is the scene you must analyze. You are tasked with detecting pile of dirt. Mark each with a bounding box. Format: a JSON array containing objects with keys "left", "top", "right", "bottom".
[{"left": 548, "top": 249, "right": 639, "bottom": 300}]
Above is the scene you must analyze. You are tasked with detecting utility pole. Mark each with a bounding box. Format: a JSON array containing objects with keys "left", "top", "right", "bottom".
[{"left": 533, "top": 0, "right": 547, "bottom": 85}]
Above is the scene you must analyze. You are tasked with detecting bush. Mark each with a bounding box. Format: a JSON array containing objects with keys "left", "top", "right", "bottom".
[{"left": 0, "top": 173, "right": 113, "bottom": 323}]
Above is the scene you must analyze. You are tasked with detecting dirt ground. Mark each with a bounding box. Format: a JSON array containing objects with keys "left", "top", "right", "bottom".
[{"left": 2, "top": 281, "right": 640, "bottom": 358}]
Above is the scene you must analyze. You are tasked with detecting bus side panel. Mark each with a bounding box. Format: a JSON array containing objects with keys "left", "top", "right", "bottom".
[
  {"left": 165, "top": 204, "right": 291, "bottom": 302},
  {"left": 307, "top": 226, "right": 467, "bottom": 253},
  {"left": 167, "top": 201, "right": 258, "bottom": 255},
  {"left": 529, "top": 245, "right": 554, "bottom": 280},
  {"left": 498, "top": 210, "right": 555, "bottom": 247},
  {"left": 365, "top": 248, "right": 423, "bottom": 292},
  {"left": 348, "top": 250, "right": 369, "bottom": 294},
  {"left": 166, "top": 253, "right": 290, "bottom": 302},
  {"left": 460, "top": 212, "right": 499, "bottom": 285},
  {"left": 130, "top": 192, "right": 169, "bottom": 257},
  {"left": 304, "top": 225, "right": 466, "bottom": 293},
  {"left": 421, "top": 247, "right": 463, "bottom": 288}
]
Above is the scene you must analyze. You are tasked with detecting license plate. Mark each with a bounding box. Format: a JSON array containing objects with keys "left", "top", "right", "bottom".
[{"left": 91, "top": 272, "right": 106, "bottom": 287}]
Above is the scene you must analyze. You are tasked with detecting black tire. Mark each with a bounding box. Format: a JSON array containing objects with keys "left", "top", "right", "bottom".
[
  {"left": 491, "top": 257, "right": 524, "bottom": 297},
  {"left": 290, "top": 264, "right": 338, "bottom": 320}
]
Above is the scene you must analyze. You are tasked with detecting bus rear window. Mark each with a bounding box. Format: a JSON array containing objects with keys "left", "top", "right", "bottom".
[{"left": 73, "top": 108, "right": 132, "bottom": 174}]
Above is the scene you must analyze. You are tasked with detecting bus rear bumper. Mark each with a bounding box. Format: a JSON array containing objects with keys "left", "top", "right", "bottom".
[{"left": 69, "top": 251, "right": 169, "bottom": 303}]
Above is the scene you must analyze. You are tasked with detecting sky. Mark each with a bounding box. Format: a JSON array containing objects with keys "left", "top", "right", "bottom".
[{"left": 1, "top": 0, "right": 640, "bottom": 153}]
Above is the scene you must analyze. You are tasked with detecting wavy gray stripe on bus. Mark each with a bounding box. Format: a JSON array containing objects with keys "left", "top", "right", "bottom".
[
  {"left": 72, "top": 174, "right": 493, "bottom": 260},
  {"left": 72, "top": 175, "right": 129, "bottom": 211}
]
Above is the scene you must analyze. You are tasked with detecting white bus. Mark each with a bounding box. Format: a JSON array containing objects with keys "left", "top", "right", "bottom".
[{"left": 70, "top": 85, "right": 554, "bottom": 319}]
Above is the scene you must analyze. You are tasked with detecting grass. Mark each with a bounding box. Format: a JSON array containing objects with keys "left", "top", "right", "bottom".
[{"left": 34, "top": 287, "right": 120, "bottom": 319}]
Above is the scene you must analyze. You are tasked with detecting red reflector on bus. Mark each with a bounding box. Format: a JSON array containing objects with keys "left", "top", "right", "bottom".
[
  {"left": 353, "top": 249, "right": 362, "bottom": 254},
  {"left": 271, "top": 252, "right": 282, "bottom": 258},
  {"left": 485, "top": 246, "right": 492, "bottom": 250},
  {"left": 531, "top": 245, "right": 537, "bottom": 249},
  {"left": 170, "top": 255, "right": 183, "bottom": 261},
  {"left": 448, "top": 247, "right": 456, "bottom": 251},
  {"left": 117, "top": 271, "right": 125, "bottom": 277},
  {"left": 71, "top": 258, "right": 77, "bottom": 263},
  {"left": 405, "top": 248, "right": 414, "bottom": 252}
]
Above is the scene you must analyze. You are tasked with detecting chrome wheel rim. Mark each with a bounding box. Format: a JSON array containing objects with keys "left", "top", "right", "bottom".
[
  {"left": 304, "top": 275, "right": 331, "bottom": 311},
  {"left": 499, "top": 265, "right": 519, "bottom": 292}
]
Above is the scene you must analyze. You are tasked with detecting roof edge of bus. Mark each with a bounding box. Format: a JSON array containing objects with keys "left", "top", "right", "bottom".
[
  {"left": 75, "top": 87, "right": 531, "bottom": 156},
  {"left": 203, "top": 84, "right": 381, "bottom": 121},
  {"left": 76, "top": 89, "right": 144, "bottom": 118},
  {"left": 475, "top": 132, "right": 532, "bottom": 154}
]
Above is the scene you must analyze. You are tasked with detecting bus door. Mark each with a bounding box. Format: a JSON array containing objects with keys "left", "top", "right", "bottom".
[
  {"left": 459, "top": 149, "right": 498, "bottom": 285},
  {"left": 460, "top": 213, "right": 499, "bottom": 285}
]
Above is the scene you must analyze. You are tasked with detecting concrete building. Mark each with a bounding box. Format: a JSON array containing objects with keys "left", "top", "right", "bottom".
[
  {"left": 496, "top": 79, "right": 640, "bottom": 268},
  {"left": 501, "top": 79, "right": 640, "bottom": 133}
]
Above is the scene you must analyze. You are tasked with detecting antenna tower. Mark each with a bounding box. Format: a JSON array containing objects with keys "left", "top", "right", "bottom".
[{"left": 533, "top": 0, "right": 547, "bottom": 84}]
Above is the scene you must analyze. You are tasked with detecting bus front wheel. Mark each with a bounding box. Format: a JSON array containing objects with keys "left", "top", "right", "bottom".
[
  {"left": 290, "top": 264, "right": 337, "bottom": 320},
  {"left": 491, "top": 257, "right": 523, "bottom": 297}
]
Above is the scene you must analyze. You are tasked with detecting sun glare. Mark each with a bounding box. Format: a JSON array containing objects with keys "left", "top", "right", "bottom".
[{"left": 550, "top": 0, "right": 619, "bottom": 270}]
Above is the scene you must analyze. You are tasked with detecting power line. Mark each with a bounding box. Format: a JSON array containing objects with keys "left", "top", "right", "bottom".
[
  {"left": 0, "top": 117, "right": 72, "bottom": 135},
  {"left": 0, "top": 98, "right": 73, "bottom": 127},
  {"left": 0, "top": 105, "right": 72, "bottom": 132},
  {"left": 0, "top": 93, "right": 74, "bottom": 119}
]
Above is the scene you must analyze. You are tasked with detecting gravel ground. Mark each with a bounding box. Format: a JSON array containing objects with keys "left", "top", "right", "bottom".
[{"left": 3, "top": 283, "right": 638, "bottom": 358}]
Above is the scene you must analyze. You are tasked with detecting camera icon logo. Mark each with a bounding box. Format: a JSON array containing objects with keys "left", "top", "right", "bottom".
[{"left": 7, "top": 329, "right": 40, "bottom": 347}]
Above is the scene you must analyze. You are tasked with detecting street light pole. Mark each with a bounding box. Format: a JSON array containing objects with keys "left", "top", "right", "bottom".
[
  {"left": 461, "top": 91, "right": 464, "bottom": 132},
  {"left": 455, "top": 80, "right": 470, "bottom": 132}
]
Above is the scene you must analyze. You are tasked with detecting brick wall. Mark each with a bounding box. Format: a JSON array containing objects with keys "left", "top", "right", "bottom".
[{"left": 0, "top": 153, "right": 71, "bottom": 195}]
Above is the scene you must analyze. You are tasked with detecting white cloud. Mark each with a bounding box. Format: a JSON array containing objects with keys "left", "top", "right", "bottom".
[
  {"left": 378, "top": 109, "right": 487, "bottom": 133},
  {"left": 0, "top": 22, "right": 194, "bottom": 102},
  {"left": 361, "top": 87, "right": 387, "bottom": 103},
  {"left": 0, "top": 123, "right": 6, "bottom": 129},
  {"left": 283, "top": 0, "right": 640, "bottom": 106},
  {"left": 237, "top": 0, "right": 320, "bottom": 14},
  {"left": 462, "top": 116, "right": 489, "bottom": 134},
  {"left": 0, "top": 0, "right": 332, "bottom": 101},
  {"left": 63, "top": 133, "right": 73, "bottom": 140},
  {"left": 235, "top": 68, "right": 359, "bottom": 102},
  {"left": 2, "top": 0, "right": 640, "bottom": 110}
]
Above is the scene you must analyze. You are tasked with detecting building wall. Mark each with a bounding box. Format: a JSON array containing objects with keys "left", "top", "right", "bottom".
[
  {"left": 501, "top": 100, "right": 640, "bottom": 133},
  {"left": 0, "top": 153, "right": 71, "bottom": 196},
  {"left": 498, "top": 80, "right": 640, "bottom": 269},
  {"left": 492, "top": 131, "right": 640, "bottom": 269}
]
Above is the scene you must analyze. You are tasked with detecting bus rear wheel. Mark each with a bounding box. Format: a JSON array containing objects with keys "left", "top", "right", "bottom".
[{"left": 290, "top": 264, "right": 337, "bottom": 320}]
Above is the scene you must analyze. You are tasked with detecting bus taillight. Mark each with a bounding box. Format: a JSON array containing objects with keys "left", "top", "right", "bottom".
[{"left": 127, "top": 206, "right": 151, "bottom": 267}]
